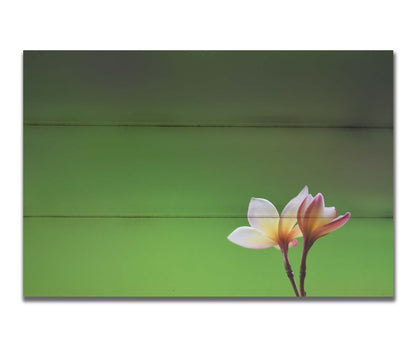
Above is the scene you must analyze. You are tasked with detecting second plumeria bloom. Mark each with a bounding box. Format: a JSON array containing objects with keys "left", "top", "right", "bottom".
[
  {"left": 297, "top": 193, "right": 351, "bottom": 251},
  {"left": 228, "top": 186, "right": 309, "bottom": 253},
  {"left": 296, "top": 192, "right": 351, "bottom": 297}
]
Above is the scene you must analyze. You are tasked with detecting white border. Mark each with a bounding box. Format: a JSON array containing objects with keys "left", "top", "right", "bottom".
[{"left": 1, "top": 1, "right": 415, "bottom": 346}]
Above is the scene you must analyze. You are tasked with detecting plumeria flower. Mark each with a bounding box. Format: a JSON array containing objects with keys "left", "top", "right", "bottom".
[
  {"left": 297, "top": 192, "right": 351, "bottom": 250},
  {"left": 227, "top": 186, "right": 309, "bottom": 253},
  {"left": 297, "top": 191, "right": 351, "bottom": 296},
  {"left": 227, "top": 186, "right": 309, "bottom": 297}
]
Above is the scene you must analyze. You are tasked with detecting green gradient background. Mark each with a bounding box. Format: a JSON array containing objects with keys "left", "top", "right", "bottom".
[{"left": 23, "top": 51, "right": 393, "bottom": 297}]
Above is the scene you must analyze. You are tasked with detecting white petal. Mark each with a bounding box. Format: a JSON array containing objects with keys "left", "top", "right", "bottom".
[
  {"left": 323, "top": 206, "right": 336, "bottom": 218},
  {"left": 247, "top": 198, "right": 279, "bottom": 239},
  {"left": 227, "top": 227, "right": 277, "bottom": 249},
  {"left": 313, "top": 206, "right": 337, "bottom": 229},
  {"left": 290, "top": 224, "right": 303, "bottom": 239},
  {"left": 279, "top": 186, "right": 309, "bottom": 234},
  {"left": 281, "top": 186, "right": 309, "bottom": 218}
]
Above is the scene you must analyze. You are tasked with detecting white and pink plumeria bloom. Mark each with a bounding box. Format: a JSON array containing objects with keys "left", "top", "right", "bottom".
[
  {"left": 297, "top": 192, "right": 351, "bottom": 248},
  {"left": 227, "top": 186, "right": 309, "bottom": 252}
]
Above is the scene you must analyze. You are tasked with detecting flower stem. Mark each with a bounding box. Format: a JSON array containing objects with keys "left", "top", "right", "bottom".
[
  {"left": 282, "top": 250, "right": 300, "bottom": 297},
  {"left": 299, "top": 243, "right": 310, "bottom": 297}
]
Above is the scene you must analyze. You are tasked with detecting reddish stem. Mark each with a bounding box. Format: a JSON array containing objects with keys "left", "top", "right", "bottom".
[
  {"left": 299, "top": 241, "right": 311, "bottom": 297},
  {"left": 282, "top": 250, "right": 300, "bottom": 297}
]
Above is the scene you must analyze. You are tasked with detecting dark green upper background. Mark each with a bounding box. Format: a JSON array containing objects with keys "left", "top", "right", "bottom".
[{"left": 24, "top": 51, "right": 393, "bottom": 127}]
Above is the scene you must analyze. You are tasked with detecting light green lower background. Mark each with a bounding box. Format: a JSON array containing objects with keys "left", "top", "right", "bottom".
[
  {"left": 24, "top": 217, "right": 393, "bottom": 297},
  {"left": 23, "top": 126, "right": 393, "bottom": 297}
]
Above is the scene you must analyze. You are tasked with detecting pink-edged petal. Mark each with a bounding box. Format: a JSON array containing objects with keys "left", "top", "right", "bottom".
[
  {"left": 303, "top": 193, "right": 325, "bottom": 232},
  {"left": 313, "top": 212, "right": 351, "bottom": 239},
  {"left": 247, "top": 198, "right": 279, "bottom": 240},
  {"left": 279, "top": 186, "right": 309, "bottom": 236},
  {"left": 297, "top": 194, "right": 313, "bottom": 231},
  {"left": 288, "top": 239, "right": 298, "bottom": 248},
  {"left": 227, "top": 227, "right": 277, "bottom": 249}
]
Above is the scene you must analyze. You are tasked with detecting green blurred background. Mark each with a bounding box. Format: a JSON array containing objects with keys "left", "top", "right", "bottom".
[{"left": 23, "top": 51, "right": 393, "bottom": 297}]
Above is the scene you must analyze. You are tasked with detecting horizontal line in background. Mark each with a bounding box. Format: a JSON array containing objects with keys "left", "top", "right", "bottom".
[
  {"left": 24, "top": 123, "right": 393, "bottom": 129},
  {"left": 24, "top": 215, "right": 393, "bottom": 219}
]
